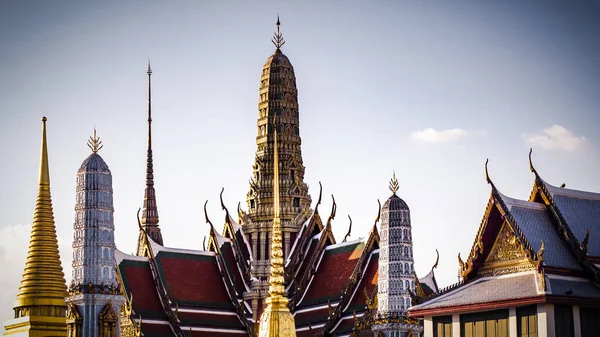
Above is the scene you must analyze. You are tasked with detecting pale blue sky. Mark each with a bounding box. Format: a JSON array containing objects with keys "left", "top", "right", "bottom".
[{"left": 1, "top": 1, "right": 599, "bottom": 328}]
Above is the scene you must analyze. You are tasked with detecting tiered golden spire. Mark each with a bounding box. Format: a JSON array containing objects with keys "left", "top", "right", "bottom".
[
  {"left": 257, "top": 125, "right": 296, "bottom": 336},
  {"left": 4, "top": 117, "right": 68, "bottom": 336}
]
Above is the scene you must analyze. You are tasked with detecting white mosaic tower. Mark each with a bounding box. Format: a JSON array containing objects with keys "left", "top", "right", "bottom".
[
  {"left": 65, "top": 130, "right": 124, "bottom": 337},
  {"left": 374, "top": 172, "right": 421, "bottom": 336}
]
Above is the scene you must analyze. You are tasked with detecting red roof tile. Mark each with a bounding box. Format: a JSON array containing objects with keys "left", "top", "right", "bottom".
[
  {"left": 119, "top": 260, "right": 165, "bottom": 317},
  {"left": 346, "top": 252, "right": 379, "bottom": 312},
  {"left": 155, "top": 251, "right": 233, "bottom": 309},
  {"left": 300, "top": 242, "right": 365, "bottom": 307}
]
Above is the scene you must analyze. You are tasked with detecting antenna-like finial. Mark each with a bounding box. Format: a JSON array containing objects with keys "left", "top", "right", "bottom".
[
  {"left": 389, "top": 170, "right": 399, "bottom": 195},
  {"left": 147, "top": 61, "right": 152, "bottom": 76},
  {"left": 271, "top": 15, "right": 285, "bottom": 50},
  {"left": 87, "top": 127, "right": 103, "bottom": 153},
  {"left": 484, "top": 158, "right": 496, "bottom": 186}
]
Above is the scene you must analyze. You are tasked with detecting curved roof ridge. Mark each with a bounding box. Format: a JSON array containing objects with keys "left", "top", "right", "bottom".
[
  {"left": 496, "top": 190, "right": 547, "bottom": 211},
  {"left": 115, "top": 248, "right": 149, "bottom": 264},
  {"left": 149, "top": 237, "right": 215, "bottom": 256},
  {"left": 325, "top": 237, "right": 363, "bottom": 250}
]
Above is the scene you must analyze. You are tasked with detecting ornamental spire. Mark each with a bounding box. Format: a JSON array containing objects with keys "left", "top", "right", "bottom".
[
  {"left": 87, "top": 127, "right": 103, "bottom": 153},
  {"left": 4, "top": 117, "right": 68, "bottom": 336},
  {"left": 258, "top": 124, "right": 296, "bottom": 336},
  {"left": 389, "top": 170, "right": 399, "bottom": 195},
  {"left": 271, "top": 15, "right": 285, "bottom": 50},
  {"left": 138, "top": 62, "right": 163, "bottom": 255}
]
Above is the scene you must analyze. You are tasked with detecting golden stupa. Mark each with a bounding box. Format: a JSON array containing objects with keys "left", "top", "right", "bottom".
[
  {"left": 3, "top": 117, "right": 68, "bottom": 337},
  {"left": 257, "top": 125, "right": 296, "bottom": 336}
]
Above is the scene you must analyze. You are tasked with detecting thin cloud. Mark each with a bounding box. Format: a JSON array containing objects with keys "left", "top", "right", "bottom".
[
  {"left": 410, "top": 128, "right": 485, "bottom": 143},
  {"left": 522, "top": 125, "right": 586, "bottom": 151}
]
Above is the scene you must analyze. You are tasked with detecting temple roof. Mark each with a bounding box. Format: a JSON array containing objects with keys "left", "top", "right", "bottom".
[
  {"left": 410, "top": 271, "right": 541, "bottom": 313},
  {"left": 497, "top": 192, "right": 581, "bottom": 270}
]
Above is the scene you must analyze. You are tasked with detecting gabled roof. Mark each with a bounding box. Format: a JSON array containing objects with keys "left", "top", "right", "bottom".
[
  {"left": 294, "top": 224, "right": 381, "bottom": 335},
  {"left": 528, "top": 151, "right": 600, "bottom": 279},
  {"left": 117, "top": 235, "right": 250, "bottom": 336}
]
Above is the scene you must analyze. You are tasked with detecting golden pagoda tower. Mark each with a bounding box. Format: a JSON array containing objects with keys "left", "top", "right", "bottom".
[
  {"left": 3, "top": 117, "right": 68, "bottom": 336},
  {"left": 257, "top": 125, "right": 296, "bottom": 336}
]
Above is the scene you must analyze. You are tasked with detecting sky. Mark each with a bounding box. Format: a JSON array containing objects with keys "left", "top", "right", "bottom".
[{"left": 1, "top": 1, "right": 599, "bottom": 330}]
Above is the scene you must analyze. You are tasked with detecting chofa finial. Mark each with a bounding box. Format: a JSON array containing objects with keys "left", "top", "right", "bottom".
[
  {"left": 87, "top": 127, "right": 103, "bottom": 153},
  {"left": 271, "top": 15, "right": 285, "bottom": 50},
  {"left": 389, "top": 170, "right": 399, "bottom": 195},
  {"left": 484, "top": 158, "right": 492, "bottom": 185},
  {"left": 528, "top": 148, "right": 537, "bottom": 174}
]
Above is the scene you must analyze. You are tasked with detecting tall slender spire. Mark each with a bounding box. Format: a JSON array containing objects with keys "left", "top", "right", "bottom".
[
  {"left": 257, "top": 125, "right": 296, "bottom": 337},
  {"left": 4, "top": 117, "right": 68, "bottom": 336},
  {"left": 138, "top": 62, "right": 163, "bottom": 255}
]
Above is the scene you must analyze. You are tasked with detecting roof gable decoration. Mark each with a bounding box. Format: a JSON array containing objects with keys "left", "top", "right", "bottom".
[
  {"left": 458, "top": 160, "right": 544, "bottom": 282},
  {"left": 476, "top": 221, "right": 542, "bottom": 277},
  {"left": 528, "top": 149, "right": 600, "bottom": 282}
]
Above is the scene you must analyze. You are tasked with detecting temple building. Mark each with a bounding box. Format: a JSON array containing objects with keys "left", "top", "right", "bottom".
[
  {"left": 408, "top": 153, "right": 600, "bottom": 337},
  {"left": 65, "top": 130, "right": 125, "bottom": 336},
  {"left": 114, "top": 19, "right": 402, "bottom": 337},
  {"left": 3, "top": 117, "right": 69, "bottom": 337},
  {"left": 3, "top": 19, "right": 435, "bottom": 337}
]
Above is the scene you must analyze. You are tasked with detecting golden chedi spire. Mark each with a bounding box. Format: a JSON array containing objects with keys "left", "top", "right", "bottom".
[
  {"left": 257, "top": 124, "right": 296, "bottom": 336},
  {"left": 3, "top": 117, "right": 68, "bottom": 337}
]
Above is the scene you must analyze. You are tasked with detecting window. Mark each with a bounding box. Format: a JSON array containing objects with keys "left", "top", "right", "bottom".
[
  {"left": 461, "top": 309, "right": 509, "bottom": 337},
  {"left": 293, "top": 197, "right": 300, "bottom": 208},
  {"left": 433, "top": 316, "right": 453, "bottom": 337},
  {"left": 250, "top": 199, "right": 255, "bottom": 209},
  {"left": 517, "top": 305, "right": 537, "bottom": 337},
  {"left": 554, "top": 305, "right": 574, "bottom": 337},
  {"left": 580, "top": 307, "right": 600, "bottom": 336}
]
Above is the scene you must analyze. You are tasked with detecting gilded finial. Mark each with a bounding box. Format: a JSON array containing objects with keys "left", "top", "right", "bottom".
[
  {"left": 343, "top": 215, "right": 352, "bottom": 243},
  {"left": 374, "top": 199, "right": 381, "bottom": 227},
  {"left": 314, "top": 181, "right": 323, "bottom": 214},
  {"left": 528, "top": 148, "right": 537, "bottom": 174},
  {"left": 458, "top": 253, "right": 465, "bottom": 271},
  {"left": 484, "top": 158, "right": 491, "bottom": 185},
  {"left": 537, "top": 240, "right": 545, "bottom": 264},
  {"left": 271, "top": 15, "right": 285, "bottom": 50},
  {"left": 87, "top": 127, "right": 103, "bottom": 153},
  {"left": 204, "top": 200, "right": 214, "bottom": 229},
  {"left": 389, "top": 170, "right": 399, "bottom": 195}
]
